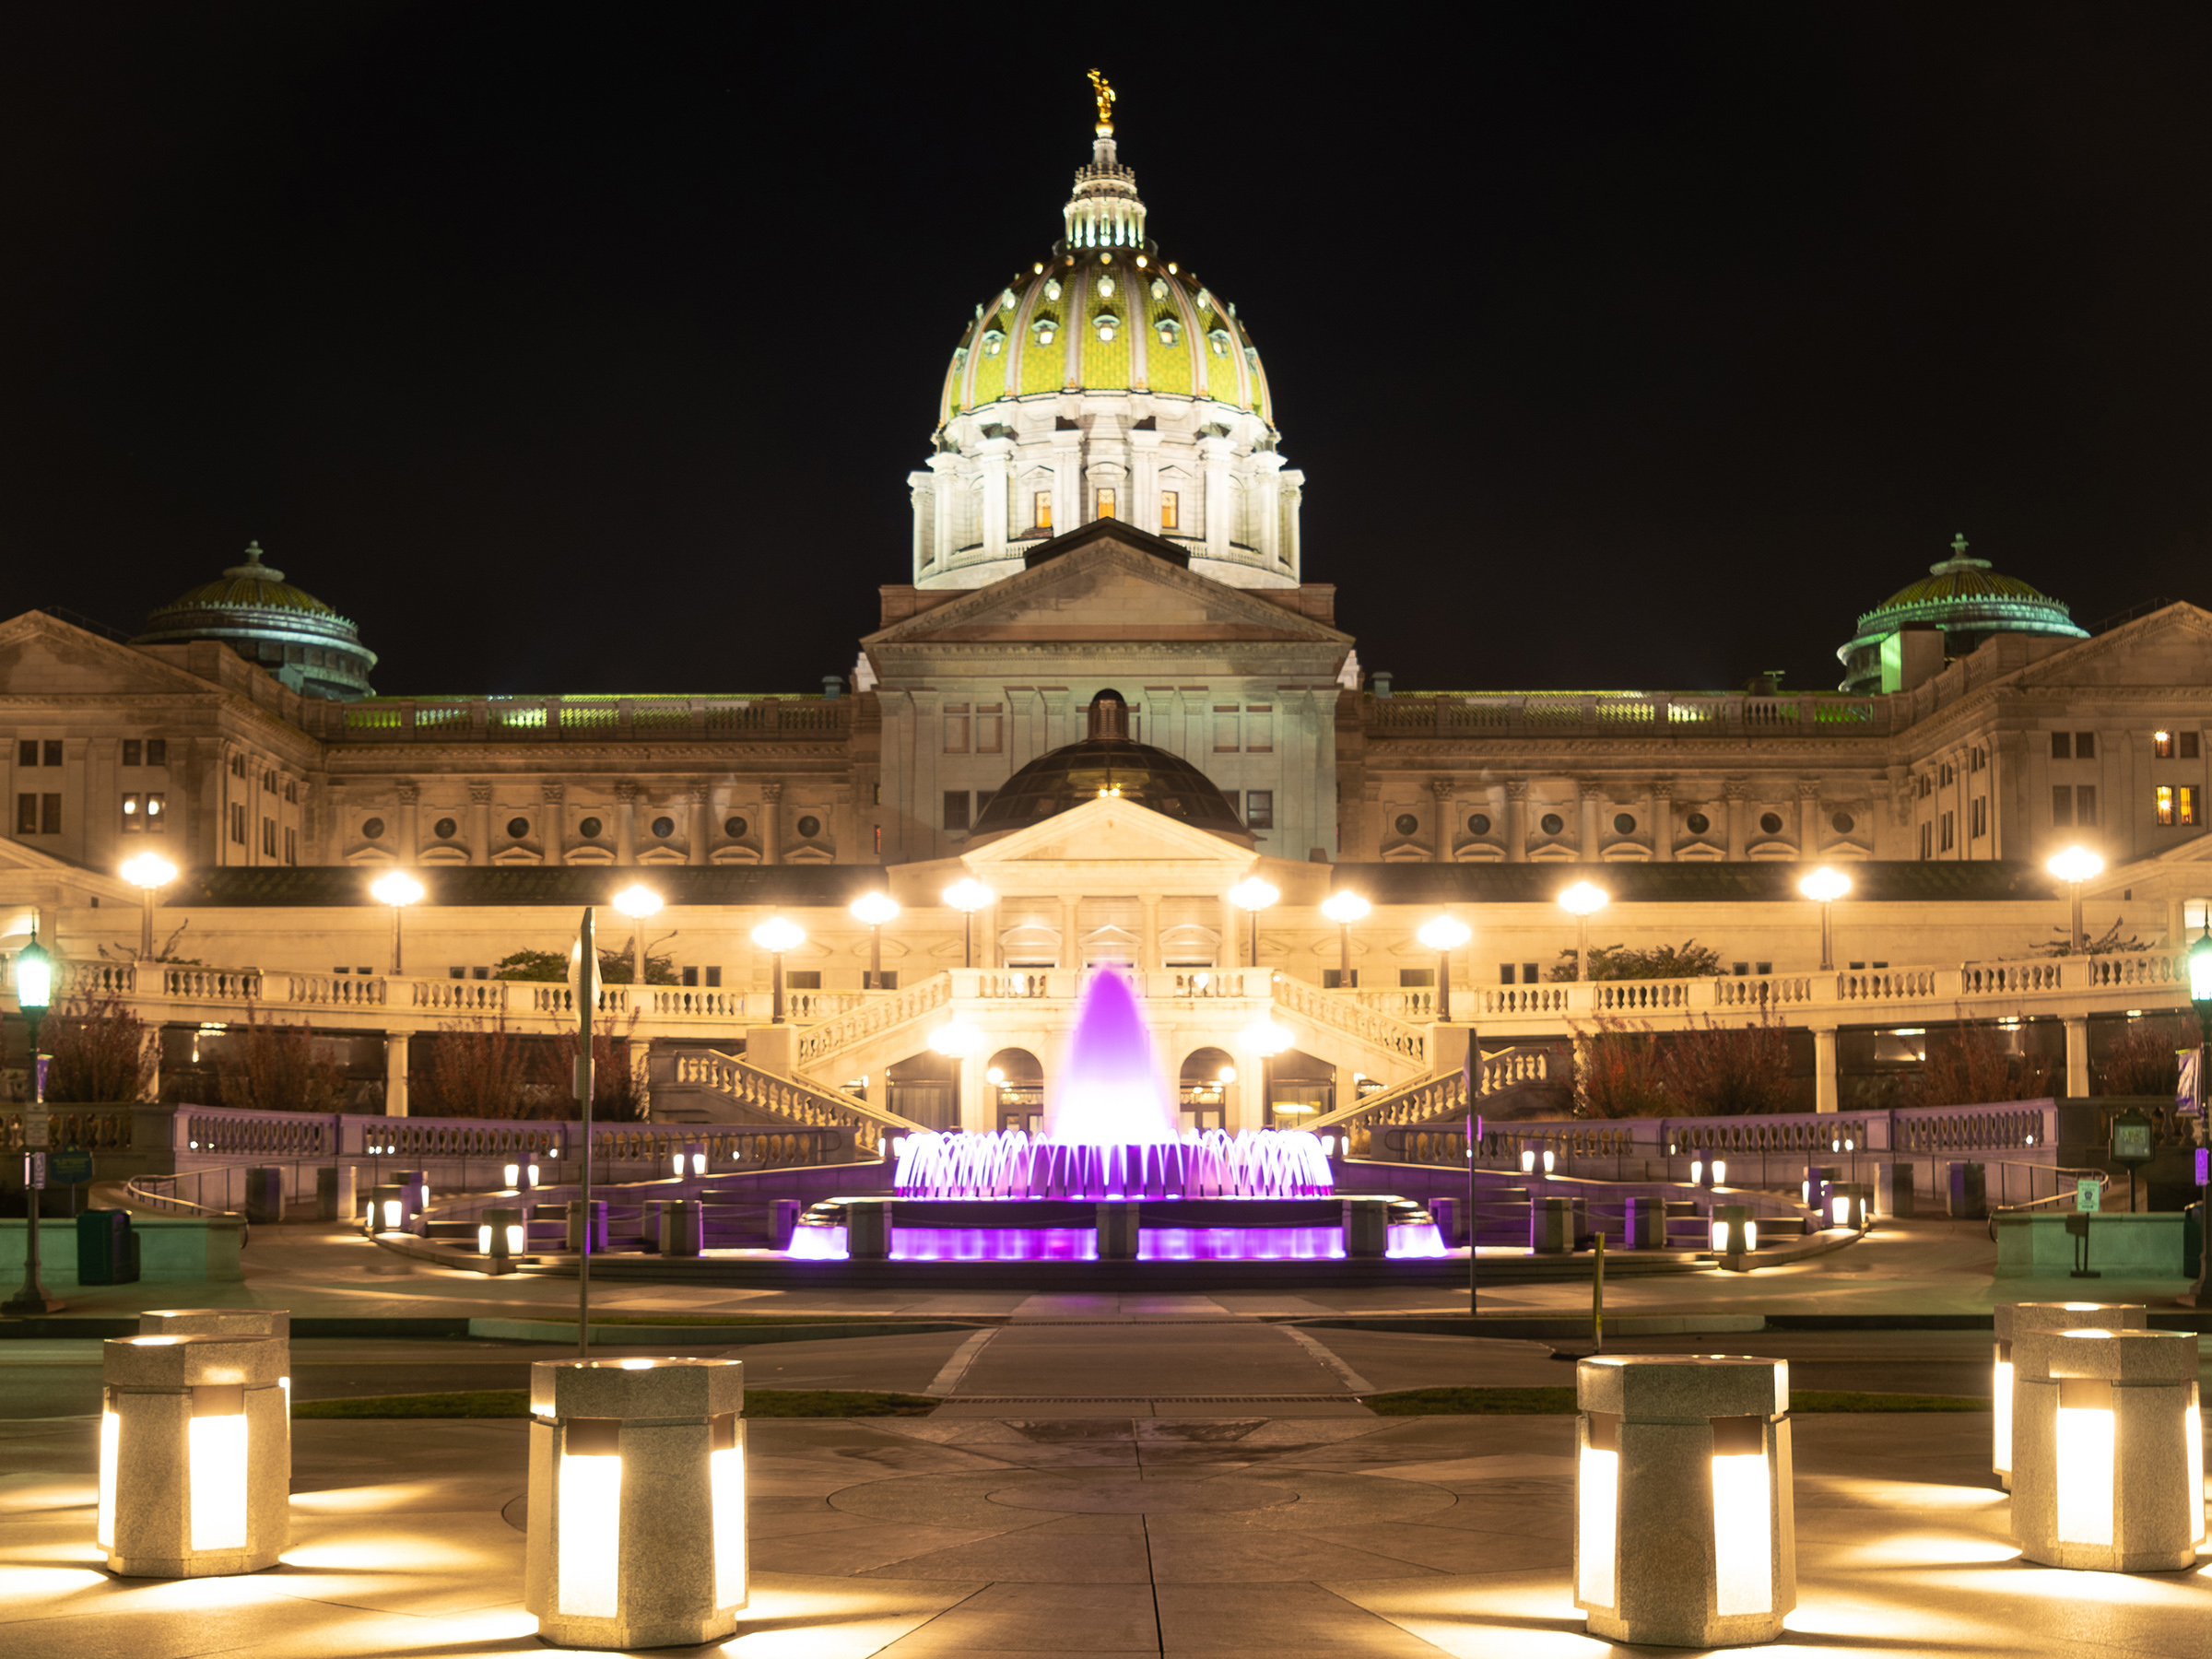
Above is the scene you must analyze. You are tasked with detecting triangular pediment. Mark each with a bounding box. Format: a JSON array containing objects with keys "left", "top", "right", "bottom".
[
  {"left": 963, "top": 796, "right": 1258, "bottom": 869},
  {"left": 865, "top": 538, "right": 1351, "bottom": 650},
  {"left": 0, "top": 610, "right": 229, "bottom": 699},
  {"left": 2006, "top": 604, "right": 2212, "bottom": 690}
]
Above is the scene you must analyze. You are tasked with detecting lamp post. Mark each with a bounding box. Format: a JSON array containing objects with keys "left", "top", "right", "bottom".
[
  {"left": 2046, "top": 846, "right": 2103, "bottom": 953},
  {"left": 750, "top": 916, "right": 805, "bottom": 1024},
  {"left": 1797, "top": 866, "right": 1851, "bottom": 972},
  {"left": 1416, "top": 913, "right": 1471, "bottom": 1021},
  {"left": 2188, "top": 919, "right": 2212, "bottom": 1308},
  {"left": 1558, "top": 881, "right": 1609, "bottom": 982},
  {"left": 611, "top": 883, "right": 662, "bottom": 990},
  {"left": 121, "top": 853, "right": 177, "bottom": 960},
  {"left": 369, "top": 870, "right": 424, "bottom": 976},
  {"left": 1240, "top": 1018, "right": 1292, "bottom": 1128},
  {"left": 851, "top": 892, "right": 900, "bottom": 989},
  {"left": 5, "top": 930, "right": 59, "bottom": 1315},
  {"left": 942, "top": 878, "right": 992, "bottom": 970},
  {"left": 1228, "top": 877, "right": 1279, "bottom": 971},
  {"left": 1321, "top": 889, "right": 1369, "bottom": 988}
]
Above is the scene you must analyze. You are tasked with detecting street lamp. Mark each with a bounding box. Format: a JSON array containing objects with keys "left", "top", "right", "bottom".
[
  {"left": 2189, "top": 916, "right": 2212, "bottom": 1308},
  {"left": 1240, "top": 1018, "right": 1292, "bottom": 1127},
  {"left": 1321, "top": 890, "right": 1370, "bottom": 988},
  {"left": 2046, "top": 846, "right": 2103, "bottom": 953},
  {"left": 1228, "top": 877, "right": 1279, "bottom": 971},
  {"left": 611, "top": 884, "right": 662, "bottom": 989},
  {"left": 369, "top": 870, "right": 424, "bottom": 976},
  {"left": 1416, "top": 913, "right": 1471, "bottom": 1021},
  {"left": 1558, "top": 881, "right": 1609, "bottom": 982},
  {"left": 942, "top": 878, "right": 992, "bottom": 969},
  {"left": 1798, "top": 866, "right": 1851, "bottom": 972},
  {"left": 750, "top": 916, "right": 805, "bottom": 1024},
  {"left": 850, "top": 892, "right": 900, "bottom": 989},
  {"left": 5, "top": 929, "right": 58, "bottom": 1315},
  {"left": 120, "top": 853, "right": 177, "bottom": 961}
]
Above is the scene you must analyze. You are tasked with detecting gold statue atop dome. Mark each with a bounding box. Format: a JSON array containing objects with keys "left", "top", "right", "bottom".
[{"left": 1088, "top": 68, "right": 1115, "bottom": 133}]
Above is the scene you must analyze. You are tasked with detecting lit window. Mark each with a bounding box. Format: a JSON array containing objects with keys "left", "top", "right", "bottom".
[
  {"left": 1034, "top": 492, "right": 1053, "bottom": 531},
  {"left": 1097, "top": 488, "right": 1116, "bottom": 520},
  {"left": 2155, "top": 731, "right": 2174, "bottom": 759},
  {"left": 146, "top": 794, "right": 165, "bottom": 832},
  {"left": 1160, "top": 490, "right": 1179, "bottom": 530},
  {"left": 122, "top": 794, "right": 143, "bottom": 832},
  {"left": 2184, "top": 787, "right": 2201, "bottom": 826}
]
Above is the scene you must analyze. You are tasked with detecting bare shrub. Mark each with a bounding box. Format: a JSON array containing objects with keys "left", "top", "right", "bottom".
[
  {"left": 1662, "top": 1012, "right": 1795, "bottom": 1116},
  {"left": 214, "top": 1003, "right": 347, "bottom": 1113},
  {"left": 1571, "top": 1017, "right": 1671, "bottom": 1119},
  {"left": 2095, "top": 1014, "right": 2195, "bottom": 1099},
  {"left": 415, "top": 1015, "right": 540, "bottom": 1120},
  {"left": 544, "top": 1009, "right": 647, "bottom": 1123},
  {"left": 1915, "top": 1021, "right": 2054, "bottom": 1108},
  {"left": 42, "top": 992, "right": 157, "bottom": 1102}
]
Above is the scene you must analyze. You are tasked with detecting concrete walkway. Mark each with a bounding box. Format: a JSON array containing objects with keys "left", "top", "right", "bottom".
[{"left": 3, "top": 1406, "right": 2203, "bottom": 1657}]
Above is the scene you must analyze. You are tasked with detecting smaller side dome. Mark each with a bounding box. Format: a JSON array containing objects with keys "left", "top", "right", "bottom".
[
  {"left": 133, "top": 542, "right": 379, "bottom": 700},
  {"left": 970, "top": 689, "right": 1253, "bottom": 845},
  {"left": 1836, "top": 534, "right": 2088, "bottom": 694}
]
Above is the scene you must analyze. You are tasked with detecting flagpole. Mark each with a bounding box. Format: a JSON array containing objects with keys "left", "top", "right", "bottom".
[
  {"left": 576, "top": 906, "right": 596, "bottom": 1360},
  {"left": 1465, "top": 1041, "right": 1479, "bottom": 1317}
]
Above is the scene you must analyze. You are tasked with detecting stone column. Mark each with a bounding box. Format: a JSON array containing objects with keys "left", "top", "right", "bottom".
[
  {"left": 1218, "top": 895, "right": 1239, "bottom": 973},
  {"left": 976, "top": 433, "right": 1012, "bottom": 564},
  {"left": 614, "top": 782, "right": 638, "bottom": 865},
  {"left": 395, "top": 782, "right": 419, "bottom": 865},
  {"left": 1198, "top": 431, "right": 1235, "bottom": 561},
  {"left": 2064, "top": 1016, "right": 2090, "bottom": 1097},
  {"left": 468, "top": 782, "right": 492, "bottom": 866},
  {"left": 927, "top": 452, "right": 957, "bottom": 568},
  {"left": 688, "top": 785, "right": 710, "bottom": 866},
  {"left": 1651, "top": 780, "right": 1673, "bottom": 863},
  {"left": 1812, "top": 1027, "right": 1838, "bottom": 1115},
  {"left": 1505, "top": 781, "right": 1528, "bottom": 864},
  {"left": 760, "top": 782, "right": 783, "bottom": 865},
  {"left": 541, "top": 783, "right": 565, "bottom": 866},
  {"left": 908, "top": 471, "right": 934, "bottom": 574},
  {"left": 1430, "top": 778, "right": 1455, "bottom": 864},
  {"left": 384, "top": 1032, "right": 410, "bottom": 1118},
  {"left": 1061, "top": 894, "right": 1082, "bottom": 970},
  {"left": 1796, "top": 780, "right": 1820, "bottom": 860},
  {"left": 958, "top": 1056, "right": 993, "bottom": 1134},
  {"left": 1053, "top": 428, "right": 1082, "bottom": 536},
  {"left": 1724, "top": 782, "right": 1748, "bottom": 862},
  {"left": 1579, "top": 781, "right": 1603, "bottom": 863},
  {"left": 1252, "top": 451, "right": 1286, "bottom": 566}
]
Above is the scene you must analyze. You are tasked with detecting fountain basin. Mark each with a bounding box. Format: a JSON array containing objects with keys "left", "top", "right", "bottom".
[{"left": 892, "top": 1128, "right": 1335, "bottom": 1202}]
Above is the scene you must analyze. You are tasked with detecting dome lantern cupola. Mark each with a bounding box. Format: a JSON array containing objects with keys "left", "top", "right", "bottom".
[
  {"left": 1836, "top": 533, "right": 2088, "bottom": 695},
  {"left": 132, "top": 541, "right": 378, "bottom": 700},
  {"left": 1063, "top": 70, "right": 1146, "bottom": 251}
]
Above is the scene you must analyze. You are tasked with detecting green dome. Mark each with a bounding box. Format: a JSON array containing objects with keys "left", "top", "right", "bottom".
[
  {"left": 135, "top": 543, "right": 378, "bottom": 700},
  {"left": 1837, "top": 535, "right": 2088, "bottom": 694}
]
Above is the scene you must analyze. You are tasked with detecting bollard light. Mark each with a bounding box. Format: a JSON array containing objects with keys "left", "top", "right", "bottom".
[
  {"left": 2012, "top": 1328, "right": 2202, "bottom": 1571},
  {"left": 100, "top": 1334, "right": 288, "bottom": 1577},
  {"left": 1711, "top": 1207, "right": 1758, "bottom": 1270},
  {"left": 1712, "top": 1159, "right": 1726, "bottom": 1186},
  {"left": 524, "top": 1356, "right": 747, "bottom": 1648},
  {"left": 1828, "top": 1183, "right": 1869, "bottom": 1230},
  {"left": 504, "top": 1162, "right": 521, "bottom": 1189},
  {"left": 526, "top": 1159, "right": 540, "bottom": 1188},
  {"left": 479, "top": 1206, "right": 525, "bottom": 1275},
  {"left": 1575, "top": 1355, "right": 1794, "bottom": 1647},
  {"left": 1691, "top": 1158, "right": 1704, "bottom": 1187},
  {"left": 1521, "top": 1147, "right": 1537, "bottom": 1175},
  {"left": 1992, "top": 1302, "right": 2147, "bottom": 1490},
  {"left": 1543, "top": 1148, "right": 1557, "bottom": 1175}
]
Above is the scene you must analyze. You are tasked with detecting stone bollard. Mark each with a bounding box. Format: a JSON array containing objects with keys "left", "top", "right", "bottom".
[
  {"left": 1098, "top": 1200, "right": 1142, "bottom": 1260},
  {"left": 1827, "top": 1182, "right": 1871, "bottom": 1230},
  {"left": 567, "top": 1200, "right": 608, "bottom": 1254},
  {"left": 100, "top": 1332, "right": 289, "bottom": 1577},
  {"left": 1992, "top": 1301, "right": 2147, "bottom": 1491},
  {"left": 1873, "top": 1162, "right": 1914, "bottom": 1218},
  {"left": 1342, "top": 1197, "right": 1390, "bottom": 1259},
  {"left": 1574, "top": 1354, "right": 1795, "bottom": 1648},
  {"left": 1947, "top": 1161, "right": 1987, "bottom": 1220},
  {"left": 243, "top": 1167, "right": 286, "bottom": 1226},
  {"left": 139, "top": 1308, "right": 292, "bottom": 1453},
  {"left": 2010, "top": 1327, "right": 2203, "bottom": 1571},
  {"left": 524, "top": 1356, "right": 747, "bottom": 1649},
  {"left": 368, "top": 1183, "right": 409, "bottom": 1235},
  {"left": 1621, "top": 1197, "right": 1666, "bottom": 1251},
  {"left": 846, "top": 1199, "right": 892, "bottom": 1260},
  {"left": 314, "top": 1164, "right": 356, "bottom": 1224},
  {"left": 1531, "top": 1196, "right": 1576, "bottom": 1254},
  {"left": 1711, "top": 1205, "right": 1756, "bottom": 1271},
  {"left": 766, "top": 1199, "right": 801, "bottom": 1251},
  {"left": 659, "top": 1199, "right": 703, "bottom": 1258}
]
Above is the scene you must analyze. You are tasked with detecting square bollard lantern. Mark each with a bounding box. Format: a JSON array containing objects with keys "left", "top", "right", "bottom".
[
  {"left": 1710, "top": 1205, "right": 1758, "bottom": 1270},
  {"left": 139, "top": 1309, "right": 293, "bottom": 1448},
  {"left": 1828, "top": 1182, "right": 1869, "bottom": 1230},
  {"left": 367, "top": 1183, "right": 410, "bottom": 1235},
  {"left": 100, "top": 1333, "right": 288, "bottom": 1578},
  {"left": 1575, "top": 1355, "right": 1795, "bottom": 1648},
  {"left": 2011, "top": 1328, "right": 2203, "bottom": 1571},
  {"left": 671, "top": 1142, "right": 706, "bottom": 1178},
  {"left": 524, "top": 1357, "right": 747, "bottom": 1650},
  {"left": 479, "top": 1206, "right": 526, "bottom": 1273},
  {"left": 1992, "top": 1301, "right": 2146, "bottom": 1490}
]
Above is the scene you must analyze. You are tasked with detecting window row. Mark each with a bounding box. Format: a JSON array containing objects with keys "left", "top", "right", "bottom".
[
  {"left": 17, "top": 741, "right": 63, "bottom": 768},
  {"left": 1030, "top": 489, "right": 1178, "bottom": 532},
  {"left": 2153, "top": 730, "right": 2201, "bottom": 759},
  {"left": 121, "top": 793, "right": 168, "bottom": 831},
  {"left": 943, "top": 704, "right": 1005, "bottom": 754},
  {"left": 15, "top": 794, "right": 60, "bottom": 835},
  {"left": 17, "top": 738, "right": 171, "bottom": 768}
]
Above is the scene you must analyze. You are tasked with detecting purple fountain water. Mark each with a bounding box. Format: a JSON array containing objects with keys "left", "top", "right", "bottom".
[{"left": 1046, "top": 965, "right": 1176, "bottom": 1144}]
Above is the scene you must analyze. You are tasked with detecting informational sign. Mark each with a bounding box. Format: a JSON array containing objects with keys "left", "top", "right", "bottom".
[
  {"left": 47, "top": 1148, "right": 94, "bottom": 1185},
  {"left": 2196, "top": 1146, "right": 2209, "bottom": 1188},
  {"left": 2075, "top": 1178, "right": 2101, "bottom": 1214},
  {"left": 2108, "top": 1110, "right": 2155, "bottom": 1165},
  {"left": 22, "top": 1107, "right": 49, "bottom": 1150}
]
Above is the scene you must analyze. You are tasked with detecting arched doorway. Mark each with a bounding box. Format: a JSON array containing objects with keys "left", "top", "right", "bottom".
[
  {"left": 987, "top": 1047, "right": 1044, "bottom": 1134},
  {"left": 1179, "top": 1046, "right": 1235, "bottom": 1132}
]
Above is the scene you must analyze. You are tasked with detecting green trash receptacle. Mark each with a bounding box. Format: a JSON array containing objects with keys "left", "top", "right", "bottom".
[{"left": 77, "top": 1208, "right": 140, "bottom": 1285}]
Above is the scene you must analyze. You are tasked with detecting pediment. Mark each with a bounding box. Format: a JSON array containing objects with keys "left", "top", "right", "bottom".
[
  {"left": 865, "top": 539, "right": 1351, "bottom": 650},
  {"left": 0, "top": 610, "right": 228, "bottom": 699},
  {"left": 2007, "top": 604, "right": 2212, "bottom": 690},
  {"left": 962, "top": 796, "right": 1257, "bottom": 868}
]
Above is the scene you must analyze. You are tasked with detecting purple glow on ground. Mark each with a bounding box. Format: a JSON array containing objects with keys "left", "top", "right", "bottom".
[
  {"left": 789, "top": 1221, "right": 1447, "bottom": 1262},
  {"left": 1046, "top": 965, "right": 1177, "bottom": 1144}
]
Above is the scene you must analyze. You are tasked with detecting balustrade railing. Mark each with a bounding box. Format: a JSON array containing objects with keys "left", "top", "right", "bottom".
[
  {"left": 1269, "top": 971, "right": 1428, "bottom": 1065},
  {"left": 1363, "top": 690, "right": 1892, "bottom": 738},
  {"left": 794, "top": 975, "right": 952, "bottom": 1068},
  {"left": 672, "top": 1049, "right": 920, "bottom": 1147}
]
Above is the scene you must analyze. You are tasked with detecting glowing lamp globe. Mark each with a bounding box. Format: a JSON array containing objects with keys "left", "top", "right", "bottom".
[
  {"left": 2046, "top": 846, "right": 2103, "bottom": 885},
  {"left": 850, "top": 892, "right": 900, "bottom": 927},
  {"left": 749, "top": 916, "right": 804, "bottom": 953},
  {"left": 1558, "top": 881, "right": 1609, "bottom": 918},
  {"left": 1417, "top": 915, "right": 1470, "bottom": 952},
  {"left": 1797, "top": 867, "right": 1850, "bottom": 904},
  {"left": 121, "top": 853, "right": 178, "bottom": 891},
  {"left": 611, "top": 884, "right": 663, "bottom": 921},
  {"left": 370, "top": 871, "right": 424, "bottom": 909},
  {"left": 13, "top": 935, "right": 52, "bottom": 1012},
  {"left": 927, "top": 1021, "right": 983, "bottom": 1058},
  {"left": 1321, "top": 891, "right": 1371, "bottom": 925},
  {"left": 1240, "top": 1019, "right": 1293, "bottom": 1058},
  {"left": 941, "top": 878, "right": 993, "bottom": 914},
  {"left": 1229, "top": 877, "right": 1279, "bottom": 913},
  {"left": 2189, "top": 930, "right": 2212, "bottom": 1004}
]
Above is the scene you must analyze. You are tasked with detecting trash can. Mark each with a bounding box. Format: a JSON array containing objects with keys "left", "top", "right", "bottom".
[
  {"left": 1947, "top": 1161, "right": 1987, "bottom": 1220},
  {"left": 1342, "top": 1197, "right": 1390, "bottom": 1258},
  {"left": 243, "top": 1166, "right": 286, "bottom": 1226},
  {"left": 567, "top": 1199, "right": 608, "bottom": 1253},
  {"left": 77, "top": 1208, "right": 139, "bottom": 1285},
  {"left": 1530, "top": 1196, "right": 1575, "bottom": 1253},
  {"left": 1875, "top": 1162, "right": 1914, "bottom": 1219}
]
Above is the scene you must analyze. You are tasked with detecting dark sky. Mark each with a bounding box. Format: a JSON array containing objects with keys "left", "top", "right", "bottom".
[{"left": 6, "top": 5, "right": 2211, "bottom": 698}]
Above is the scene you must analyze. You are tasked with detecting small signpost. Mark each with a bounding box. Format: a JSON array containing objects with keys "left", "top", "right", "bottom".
[
  {"left": 2107, "top": 1108, "right": 2155, "bottom": 1215},
  {"left": 49, "top": 1147, "right": 94, "bottom": 1215},
  {"left": 2075, "top": 1178, "right": 2101, "bottom": 1214}
]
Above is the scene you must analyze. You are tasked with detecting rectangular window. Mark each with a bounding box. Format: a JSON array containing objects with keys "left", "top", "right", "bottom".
[
  {"left": 943, "top": 790, "right": 971, "bottom": 833},
  {"left": 41, "top": 794, "right": 60, "bottom": 835},
  {"left": 1213, "top": 705, "right": 1239, "bottom": 751},
  {"left": 261, "top": 818, "right": 276, "bottom": 856},
  {"left": 2077, "top": 785, "right": 2098, "bottom": 826},
  {"left": 263, "top": 770, "right": 276, "bottom": 794},
  {"left": 1034, "top": 491, "right": 1053, "bottom": 531},
  {"left": 2181, "top": 786, "right": 2199, "bottom": 826},
  {"left": 703, "top": 965, "right": 722, "bottom": 988},
  {"left": 1524, "top": 962, "right": 1540, "bottom": 983},
  {"left": 1938, "top": 762, "right": 1954, "bottom": 787},
  {"left": 785, "top": 971, "right": 822, "bottom": 990},
  {"left": 283, "top": 826, "right": 295, "bottom": 864},
  {"left": 146, "top": 793, "right": 166, "bottom": 832},
  {"left": 1245, "top": 705, "right": 1274, "bottom": 752},
  {"left": 2158, "top": 785, "right": 2176, "bottom": 825},
  {"left": 2185, "top": 732, "right": 2202, "bottom": 759},
  {"left": 229, "top": 802, "right": 247, "bottom": 844},
  {"left": 122, "top": 793, "right": 143, "bottom": 832},
  {"left": 974, "top": 789, "right": 994, "bottom": 818},
  {"left": 681, "top": 966, "right": 699, "bottom": 987},
  {"left": 1398, "top": 968, "right": 1435, "bottom": 988},
  {"left": 284, "top": 780, "right": 297, "bottom": 803},
  {"left": 875, "top": 971, "right": 898, "bottom": 990},
  {"left": 1159, "top": 490, "right": 1178, "bottom": 530},
  {"left": 976, "top": 703, "right": 1003, "bottom": 753},
  {"left": 1096, "top": 488, "right": 1115, "bottom": 519},
  {"left": 2052, "top": 785, "right": 2074, "bottom": 826},
  {"left": 2076, "top": 731, "right": 2096, "bottom": 759},
  {"left": 146, "top": 738, "right": 166, "bottom": 767},
  {"left": 123, "top": 739, "right": 142, "bottom": 767},
  {"left": 1499, "top": 963, "right": 1517, "bottom": 985},
  {"left": 1244, "top": 789, "right": 1275, "bottom": 830},
  {"left": 16, "top": 794, "right": 35, "bottom": 835},
  {"left": 2051, "top": 731, "right": 2071, "bottom": 759},
  {"left": 1324, "top": 968, "right": 1358, "bottom": 989},
  {"left": 2156, "top": 731, "right": 2175, "bottom": 759},
  {"left": 1919, "top": 820, "right": 1933, "bottom": 858},
  {"left": 42, "top": 741, "right": 62, "bottom": 768},
  {"left": 942, "top": 703, "right": 970, "bottom": 753},
  {"left": 1971, "top": 797, "right": 1987, "bottom": 839},
  {"left": 16, "top": 740, "right": 34, "bottom": 768},
  {"left": 1939, "top": 811, "right": 1955, "bottom": 852},
  {"left": 229, "top": 753, "right": 245, "bottom": 778}
]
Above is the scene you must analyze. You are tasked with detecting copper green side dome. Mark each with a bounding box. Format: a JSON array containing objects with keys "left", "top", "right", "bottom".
[
  {"left": 969, "top": 690, "right": 1254, "bottom": 847},
  {"left": 134, "top": 542, "right": 378, "bottom": 700},
  {"left": 1836, "top": 534, "right": 2088, "bottom": 694}
]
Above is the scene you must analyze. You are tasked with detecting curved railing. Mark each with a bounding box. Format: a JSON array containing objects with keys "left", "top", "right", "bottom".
[
  {"left": 794, "top": 975, "right": 951, "bottom": 1069},
  {"left": 1270, "top": 972, "right": 1428, "bottom": 1065},
  {"left": 672, "top": 1049, "right": 923, "bottom": 1149}
]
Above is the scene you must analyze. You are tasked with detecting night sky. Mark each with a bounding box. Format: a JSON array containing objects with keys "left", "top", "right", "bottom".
[{"left": 6, "top": 6, "right": 2210, "bottom": 700}]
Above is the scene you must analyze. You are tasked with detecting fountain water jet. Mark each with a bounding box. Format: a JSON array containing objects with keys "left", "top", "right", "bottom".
[{"left": 1046, "top": 966, "right": 1177, "bottom": 1145}]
